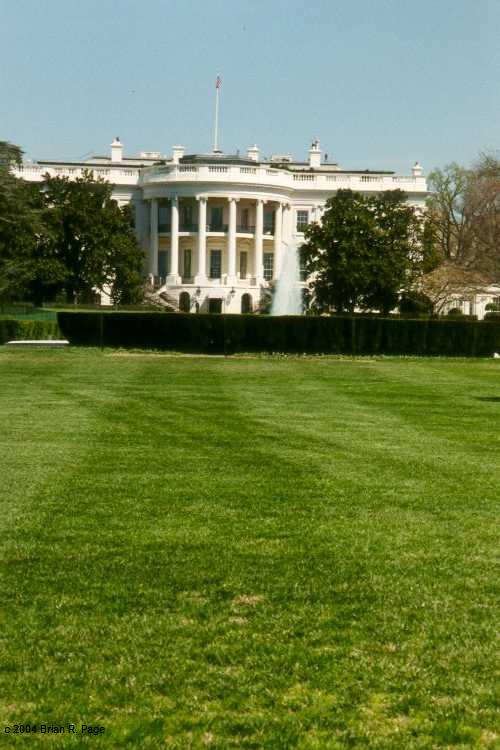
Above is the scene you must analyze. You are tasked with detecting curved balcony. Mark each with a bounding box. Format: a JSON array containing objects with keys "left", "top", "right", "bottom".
[{"left": 139, "top": 163, "right": 427, "bottom": 194}]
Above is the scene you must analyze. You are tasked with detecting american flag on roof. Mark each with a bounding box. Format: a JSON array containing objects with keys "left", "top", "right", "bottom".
[{"left": 216, "top": 74, "right": 222, "bottom": 89}]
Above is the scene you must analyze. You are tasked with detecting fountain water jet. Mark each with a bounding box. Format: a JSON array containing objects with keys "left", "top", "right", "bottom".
[{"left": 270, "top": 241, "right": 302, "bottom": 315}]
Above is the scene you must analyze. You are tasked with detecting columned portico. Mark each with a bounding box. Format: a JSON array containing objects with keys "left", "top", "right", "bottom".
[
  {"left": 168, "top": 195, "right": 181, "bottom": 284},
  {"left": 149, "top": 198, "right": 159, "bottom": 276},
  {"left": 254, "top": 198, "right": 264, "bottom": 281},
  {"left": 196, "top": 196, "right": 207, "bottom": 283}
]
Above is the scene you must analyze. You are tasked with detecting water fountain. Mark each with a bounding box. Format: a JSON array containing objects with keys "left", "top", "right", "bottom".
[{"left": 270, "top": 241, "right": 303, "bottom": 316}]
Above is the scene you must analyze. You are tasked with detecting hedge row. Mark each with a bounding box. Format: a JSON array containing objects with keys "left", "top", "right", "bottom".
[
  {"left": 56, "top": 312, "right": 500, "bottom": 356},
  {"left": 0, "top": 318, "right": 62, "bottom": 345}
]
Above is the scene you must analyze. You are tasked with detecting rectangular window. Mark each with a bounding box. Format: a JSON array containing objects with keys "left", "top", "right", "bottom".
[
  {"left": 263, "top": 252, "right": 274, "bottom": 281},
  {"left": 210, "top": 206, "right": 223, "bottom": 230},
  {"left": 299, "top": 248, "right": 307, "bottom": 281},
  {"left": 296, "top": 210, "right": 309, "bottom": 232},
  {"left": 239, "top": 251, "right": 248, "bottom": 279},
  {"left": 264, "top": 209, "right": 275, "bottom": 234},
  {"left": 182, "top": 204, "right": 193, "bottom": 226},
  {"left": 158, "top": 202, "right": 171, "bottom": 232},
  {"left": 183, "top": 249, "right": 192, "bottom": 278},
  {"left": 240, "top": 208, "right": 249, "bottom": 229},
  {"left": 210, "top": 249, "right": 222, "bottom": 279},
  {"left": 209, "top": 298, "right": 222, "bottom": 314}
]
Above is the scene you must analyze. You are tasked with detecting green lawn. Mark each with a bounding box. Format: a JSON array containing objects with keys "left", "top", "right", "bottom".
[{"left": 0, "top": 350, "right": 498, "bottom": 749}]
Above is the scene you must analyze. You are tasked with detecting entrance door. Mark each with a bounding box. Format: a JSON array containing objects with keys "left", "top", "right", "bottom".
[
  {"left": 158, "top": 250, "right": 169, "bottom": 278},
  {"left": 208, "top": 298, "right": 222, "bottom": 314}
]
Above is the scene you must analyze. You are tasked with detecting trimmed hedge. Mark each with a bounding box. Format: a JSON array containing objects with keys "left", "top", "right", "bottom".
[
  {"left": 0, "top": 318, "right": 62, "bottom": 345},
  {"left": 57, "top": 311, "right": 500, "bottom": 356}
]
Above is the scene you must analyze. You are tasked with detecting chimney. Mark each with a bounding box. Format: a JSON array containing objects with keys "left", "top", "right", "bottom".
[
  {"left": 309, "top": 140, "right": 321, "bottom": 168},
  {"left": 172, "top": 145, "right": 185, "bottom": 164},
  {"left": 412, "top": 161, "right": 423, "bottom": 177},
  {"left": 110, "top": 137, "right": 123, "bottom": 163},
  {"left": 247, "top": 145, "right": 260, "bottom": 162}
]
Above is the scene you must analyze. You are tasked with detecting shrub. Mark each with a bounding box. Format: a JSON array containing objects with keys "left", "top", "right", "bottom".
[
  {"left": 57, "top": 311, "right": 500, "bottom": 357},
  {"left": 447, "top": 308, "right": 464, "bottom": 317},
  {"left": 399, "top": 292, "right": 434, "bottom": 317}
]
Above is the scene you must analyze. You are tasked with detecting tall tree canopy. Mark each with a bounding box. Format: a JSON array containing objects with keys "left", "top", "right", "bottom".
[
  {"left": 39, "top": 171, "right": 144, "bottom": 304},
  {"left": 0, "top": 141, "right": 46, "bottom": 302},
  {"left": 301, "top": 189, "right": 430, "bottom": 314},
  {"left": 0, "top": 155, "right": 145, "bottom": 305}
]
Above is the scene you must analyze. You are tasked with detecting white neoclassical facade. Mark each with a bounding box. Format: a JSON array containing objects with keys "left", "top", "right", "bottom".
[{"left": 16, "top": 138, "right": 428, "bottom": 313}]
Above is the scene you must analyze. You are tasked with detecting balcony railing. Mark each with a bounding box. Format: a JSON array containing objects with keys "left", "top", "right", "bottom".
[
  {"left": 159, "top": 222, "right": 276, "bottom": 235},
  {"left": 141, "top": 164, "right": 427, "bottom": 194},
  {"left": 207, "top": 223, "right": 228, "bottom": 232}
]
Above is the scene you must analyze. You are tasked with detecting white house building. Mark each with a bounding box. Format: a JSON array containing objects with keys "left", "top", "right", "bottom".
[{"left": 16, "top": 138, "right": 429, "bottom": 314}]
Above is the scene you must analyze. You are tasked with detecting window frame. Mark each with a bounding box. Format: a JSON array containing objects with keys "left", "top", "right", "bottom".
[
  {"left": 239, "top": 251, "right": 248, "bottom": 279},
  {"left": 209, "top": 249, "right": 222, "bottom": 279},
  {"left": 296, "top": 209, "right": 309, "bottom": 232},
  {"left": 183, "top": 248, "right": 192, "bottom": 278},
  {"left": 263, "top": 252, "right": 274, "bottom": 282}
]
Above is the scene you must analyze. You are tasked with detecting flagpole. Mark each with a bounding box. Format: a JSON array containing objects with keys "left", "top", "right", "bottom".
[{"left": 213, "top": 74, "right": 221, "bottom": 153}]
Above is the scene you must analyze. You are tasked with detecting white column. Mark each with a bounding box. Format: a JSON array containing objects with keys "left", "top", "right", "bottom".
[
  {"left": 149, "top": 199, "right": 159, "bottom": 276},
  {"left": 228, "top": 197, "right": 237, "bottom": 282},
  {"left": 168, "top": 195, "right": 180, "bottom": 284},
  {"left": 254, "top": 198, "right": 264, "bottom": 281},
  {"left": 273, "top": 202, "right": 283, "bottom": 280},
  {"left": 195, "top": 196, "right": 207, "bottom": 283}
]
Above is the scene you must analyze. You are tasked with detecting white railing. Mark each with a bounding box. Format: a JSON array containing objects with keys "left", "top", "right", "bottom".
[
  {"left": 15, "top": 161, "right": 426, "bottom": 194},
  {"left": 14, "top": 164, "right": 140, "bottom": 185},
  {"left": 140, "top": 164, "right": 427, "bottom": 193},
  {"left": 392, "top": 176, "right": 418, "bottom": 184}
]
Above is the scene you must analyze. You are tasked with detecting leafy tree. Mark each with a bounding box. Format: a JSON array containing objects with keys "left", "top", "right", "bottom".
[
  {"left": 1, "top": 150, "right": 144, "bottom": 305},
  {"left": 0, "top": 141, "right": 50, "bottom": 303},
  {"left": 38, "top": 170, "right": 144, "bottom": 304},
  {"left": 301, "top": 189, "right": 428, "bottom": 314},
  {"left": 0, "top": 141, "right": 23, "bottom": 171}
]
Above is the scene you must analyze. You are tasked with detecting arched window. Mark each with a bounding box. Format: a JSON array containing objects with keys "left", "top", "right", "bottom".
[
  {"left": 241, "top": 293, "right": 252, "bottom": 314},
  {"left": 179, "top": 291, "right": 190, "bottom": 313}
]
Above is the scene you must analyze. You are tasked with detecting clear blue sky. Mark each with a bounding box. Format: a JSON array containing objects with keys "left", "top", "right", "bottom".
[{"left": 1, "top": 0, "right": 499, "bottom": 173}]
